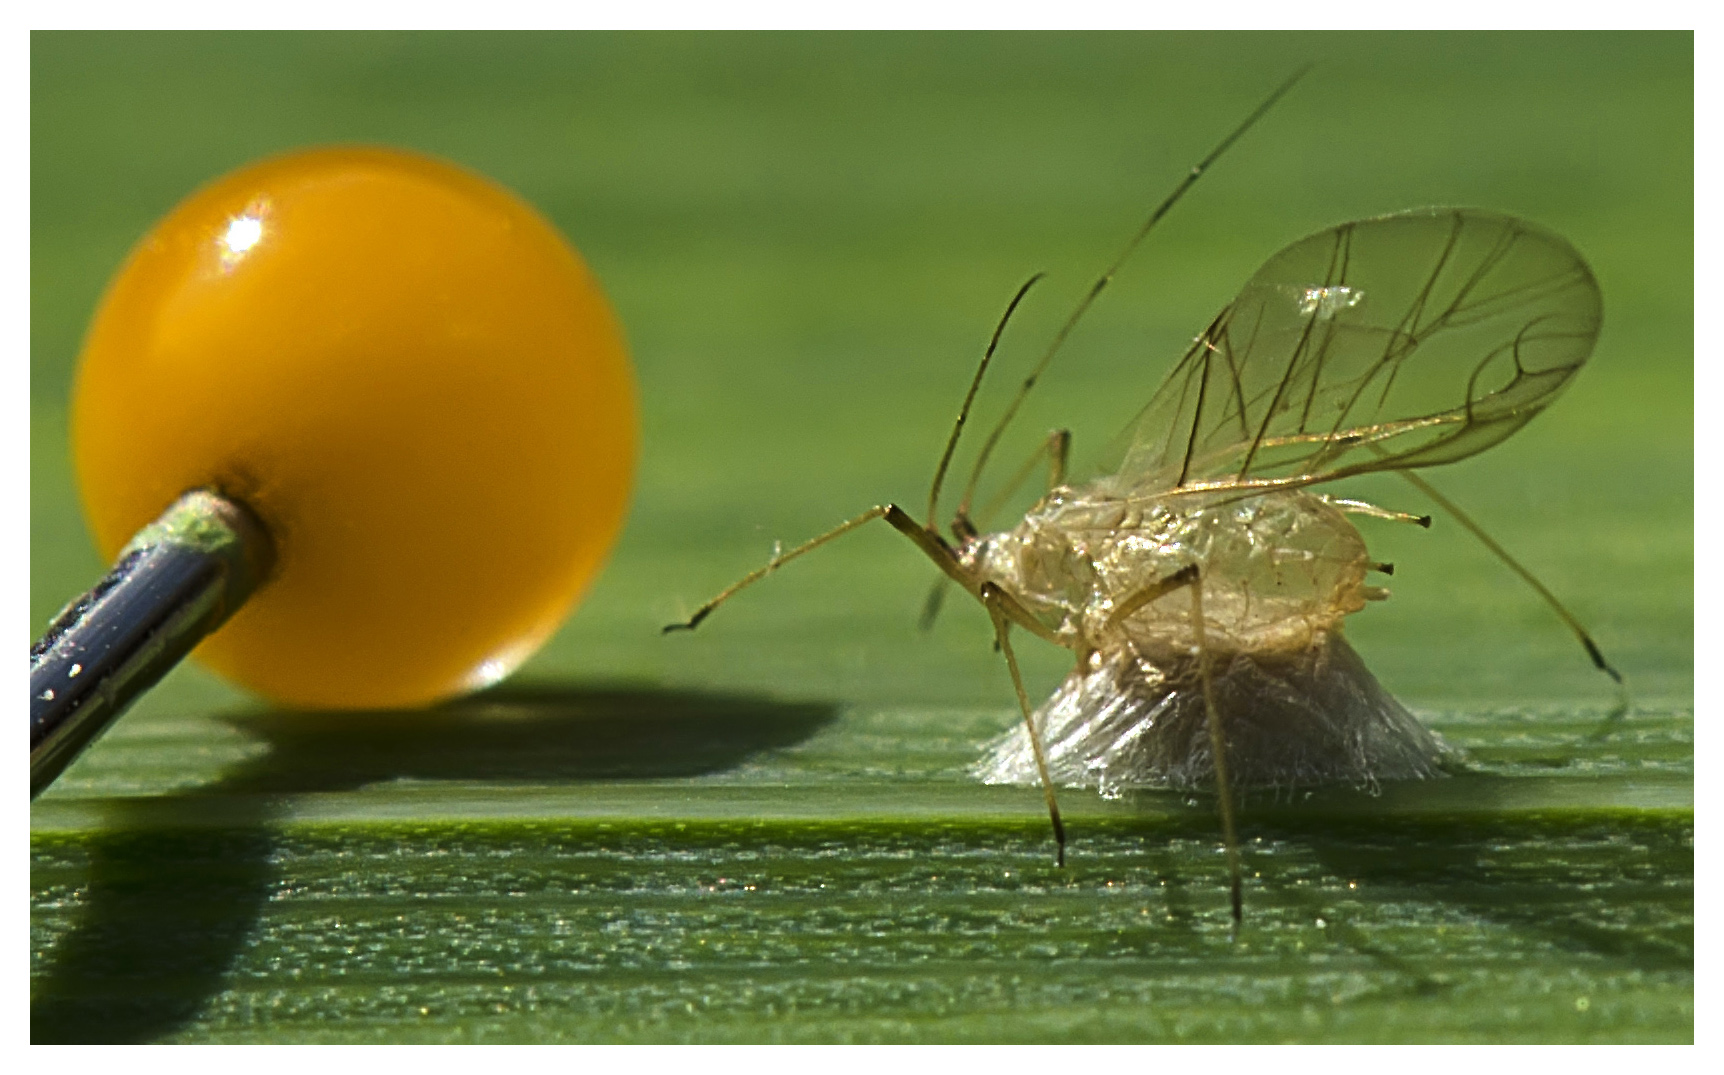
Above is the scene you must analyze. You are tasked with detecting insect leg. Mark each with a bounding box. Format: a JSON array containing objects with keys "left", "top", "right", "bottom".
[
  {"left": 921, "top": 428, "right": 1073, "bottom": 631},
  {"left": 665, "top": 505, "right": 966, "bottom": 632},
  {"left": 1396, "top": 469, "right": 1624, "bottom": 685},
  {"left": 1187, "top": 571, "right": 1244, "bottom": 931},
  {"left": 917, "top": 576, "right": 952, "bottom": 632},
  {"left": 980, "top": 582, "right": 1067, "bottom": 868},
  {"left": 1103, "top": 563, "right": 1200, "bottom": 633},
  {"left": 1104, "top": 564, "right": 1244, "bottom": 928},
  {"left": 960, "top": 428, "right": 1072, "bottom": 537}
]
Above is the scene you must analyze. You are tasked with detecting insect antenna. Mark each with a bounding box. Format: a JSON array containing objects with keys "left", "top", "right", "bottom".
[
  {"left": 955, "top": 65, "right": 1312, "bottom": 521},
  {"left": 915, "top": 276, "right": 1048, "bottom": 635},
  {"left": 926, "top": 272, "right": 1047, "bottom": 530}
]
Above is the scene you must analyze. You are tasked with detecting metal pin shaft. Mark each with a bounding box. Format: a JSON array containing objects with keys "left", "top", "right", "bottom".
[{"left": 30, "top": 490, "right": 274, "bottom": 798}]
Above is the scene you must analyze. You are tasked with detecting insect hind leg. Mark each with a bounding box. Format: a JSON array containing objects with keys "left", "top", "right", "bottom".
[
  {"left": 1107, "top": 563, "right": 1245, "bottom": 930},
  {"left": 1395, "top": 470, "right": 1624, "bottom": 687},
  {"left": 1187, "top": 570, "right": 1245, "bottom": 931}
]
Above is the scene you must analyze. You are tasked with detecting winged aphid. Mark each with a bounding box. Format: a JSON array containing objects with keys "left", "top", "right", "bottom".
[{"left": 666, "top": 73, "right": 1617, "bottom": 926}]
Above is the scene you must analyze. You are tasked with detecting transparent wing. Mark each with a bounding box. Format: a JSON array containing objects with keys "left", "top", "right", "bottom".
[{"left": 1110, "top": 208, "right": 1602, "bottom": 495}]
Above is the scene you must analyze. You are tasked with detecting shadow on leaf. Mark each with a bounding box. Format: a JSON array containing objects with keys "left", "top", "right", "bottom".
[{"left": 30, "top": 682, "right": 836, "bottom": 1043}]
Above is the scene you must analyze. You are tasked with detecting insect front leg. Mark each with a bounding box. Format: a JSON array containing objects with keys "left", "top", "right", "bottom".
[
  {"left": 664, "top": 505, "right": 967, "bottom": 632},
  {"left": 979, "top": 582, "right": 1067, "bottom": 868},
  {"left": 1105, "top": 564, "right": 1245, "bottom": 930},
  {"left": 920, "top": 428, "right": 1073, "bottom": 631},
  {"left": 955, "top": 427, "right": 1073, "bottom": 541}
]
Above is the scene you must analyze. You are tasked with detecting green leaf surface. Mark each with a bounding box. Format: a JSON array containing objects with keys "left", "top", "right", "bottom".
[{"left": 31, "top": 31, "right": 1692, "bottom": 1044}]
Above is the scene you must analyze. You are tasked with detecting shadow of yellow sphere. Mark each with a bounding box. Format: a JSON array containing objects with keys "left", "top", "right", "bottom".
[{"left": 71, "top": 146, "right": 637, "bottom": 709}]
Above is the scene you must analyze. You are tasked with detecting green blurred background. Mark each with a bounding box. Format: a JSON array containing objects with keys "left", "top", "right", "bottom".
[{"left": 31, "top": 32, "right": 1691, "bottom": 1043}]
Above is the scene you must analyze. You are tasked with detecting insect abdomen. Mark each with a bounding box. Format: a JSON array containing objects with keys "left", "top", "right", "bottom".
[{"left": 980, "top": 489, "right": 1371, "bottom": 658}]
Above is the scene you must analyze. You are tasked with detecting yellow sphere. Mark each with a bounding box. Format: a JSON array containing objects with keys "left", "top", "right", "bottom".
[{"left": 71, "top": 146, "right": 637, "bottom": 709}]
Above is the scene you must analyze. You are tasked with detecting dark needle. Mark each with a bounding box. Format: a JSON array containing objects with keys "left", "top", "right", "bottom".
[{"left": 30, "top": 490, "right": 273, "bottom": 798}]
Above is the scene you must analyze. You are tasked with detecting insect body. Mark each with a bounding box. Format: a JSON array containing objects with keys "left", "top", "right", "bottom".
[
  {"left": 967, "top": 486, "right": 1448, "bottom": 798},
  {"left": 667, "top": 79, "right": 1614, "bottom": 925}
]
